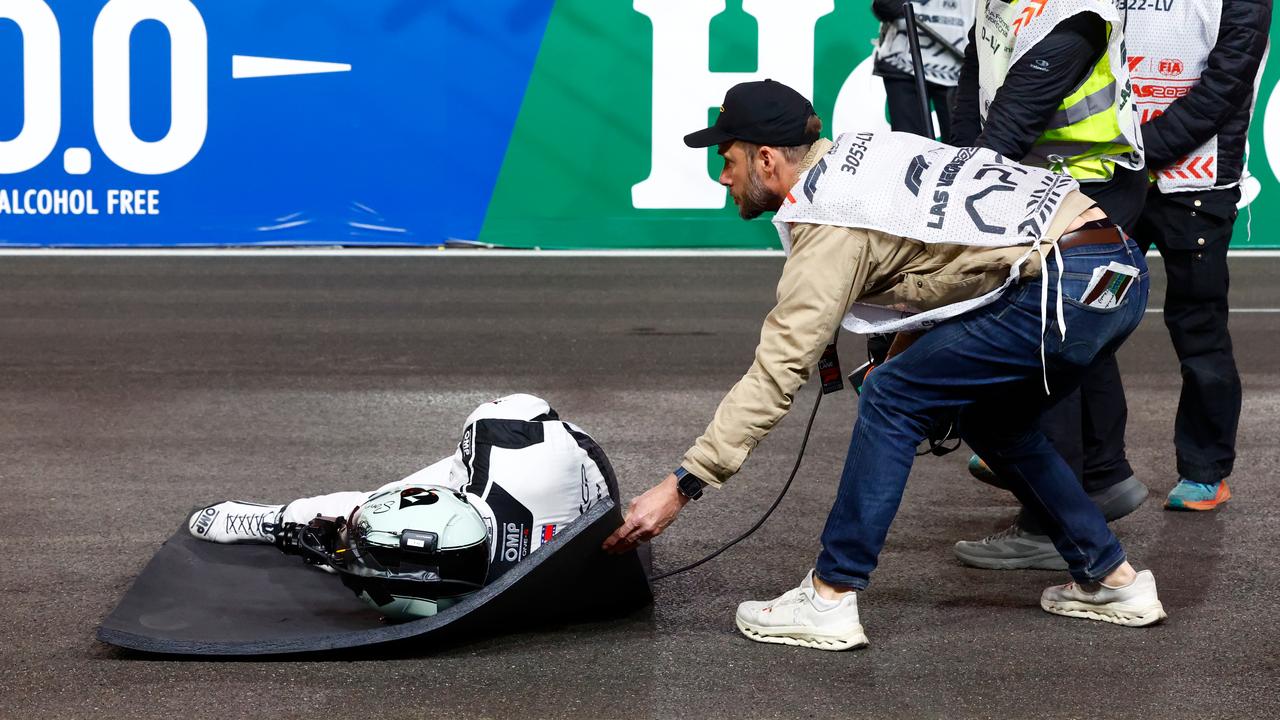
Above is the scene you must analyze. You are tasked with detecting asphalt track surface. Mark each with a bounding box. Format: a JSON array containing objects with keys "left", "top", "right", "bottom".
[{"left": 2, "top": 254, "right": 1277, "bottom": 720}]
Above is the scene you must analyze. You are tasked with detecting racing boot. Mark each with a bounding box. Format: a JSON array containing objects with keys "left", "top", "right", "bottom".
[{"left": 188, "top": 501, "right": 284, "bottom": 544}]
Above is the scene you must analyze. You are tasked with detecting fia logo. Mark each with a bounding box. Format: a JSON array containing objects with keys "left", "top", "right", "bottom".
[{"left": 1158, "top": 59, "right": 1184, "bottom": 78}]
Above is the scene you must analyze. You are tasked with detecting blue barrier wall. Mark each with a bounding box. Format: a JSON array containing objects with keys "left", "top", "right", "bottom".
[{"left": 4, "top": 1, "right": 1280, "bottom": 248}]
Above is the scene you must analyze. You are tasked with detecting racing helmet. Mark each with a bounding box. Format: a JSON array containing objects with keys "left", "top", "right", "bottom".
[{"left": 301, "top": 485, "right": 490, "bottom": 621}]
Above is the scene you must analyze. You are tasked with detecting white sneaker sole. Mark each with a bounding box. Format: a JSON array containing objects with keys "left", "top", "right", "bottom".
[
  {"left": 1040, "top": 598, "right": 1168, "bottom": 627},
  {"left": 735, "top": 616, "right": 869, "bottom": 651}
]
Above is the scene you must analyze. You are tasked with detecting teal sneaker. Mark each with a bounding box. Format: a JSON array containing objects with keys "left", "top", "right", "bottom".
[
  {"left": 968, "top": 454, "right": 1002, "bottom": 487},
  {"left": 1164, "top": 479, "right": 1231, "bottom": 511}
]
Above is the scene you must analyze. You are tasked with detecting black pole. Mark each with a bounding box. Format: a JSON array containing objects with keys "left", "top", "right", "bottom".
[{"left": 902, "top": 2, "right": 936, "bottom": 139}]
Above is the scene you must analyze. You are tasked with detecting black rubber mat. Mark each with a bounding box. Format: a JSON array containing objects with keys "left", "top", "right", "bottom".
[{"left": 97, "top": 499, "right": 652, "bottom": 656}]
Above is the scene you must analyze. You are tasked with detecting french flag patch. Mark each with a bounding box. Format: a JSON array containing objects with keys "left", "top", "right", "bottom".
[{"left": 540, "top": 524, "right": 557, "bottom": 543}]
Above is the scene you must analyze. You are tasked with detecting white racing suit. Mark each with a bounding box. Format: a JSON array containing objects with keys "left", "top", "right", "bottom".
[{"left": 265, "top": 394, "right": 616, "bottom": 582}]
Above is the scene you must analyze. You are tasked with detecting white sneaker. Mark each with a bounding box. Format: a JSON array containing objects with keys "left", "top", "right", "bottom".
[
  {"left": 188, "top": 501, "right": 283, "bottom": 544},
  {"left": 1040, "top": 569, "right": 1167, "bottom": 627},
  {"left": 953, "top": 522, "right": 1068, "bottom": 571},
  {"left": 735, "top": 570, "right": 869, "bottom": 651}
]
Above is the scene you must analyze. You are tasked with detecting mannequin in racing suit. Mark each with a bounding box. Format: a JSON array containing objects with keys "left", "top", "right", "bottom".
[{"left": 188, "top": 394, "right": 618, "bottom": 582}]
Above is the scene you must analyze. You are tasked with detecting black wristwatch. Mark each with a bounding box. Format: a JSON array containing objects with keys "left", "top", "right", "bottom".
[{"left": 675, "top": 467, "right": 708, "bottom": 501}]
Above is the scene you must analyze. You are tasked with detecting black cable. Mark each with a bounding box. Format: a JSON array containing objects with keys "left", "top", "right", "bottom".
[{"left": 647, "top": 385, "right": 824, "bottom": 582}]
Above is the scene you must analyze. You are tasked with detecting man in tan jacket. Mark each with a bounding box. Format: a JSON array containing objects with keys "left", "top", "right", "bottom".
[{"left": 602, "top": 80, "right": 1165, "bottom": 650}]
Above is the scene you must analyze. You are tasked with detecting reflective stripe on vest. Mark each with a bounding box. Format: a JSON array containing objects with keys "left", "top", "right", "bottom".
[{"left": 1036, "top": 32, "right": 1127, "bottom": 180}]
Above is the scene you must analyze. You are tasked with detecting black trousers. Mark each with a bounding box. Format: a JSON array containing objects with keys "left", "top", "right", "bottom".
[
  {"left": 1134, "top": 186, "right": 1242, "bottom": 483},
  {"left": 1031, "top": 165, "right": 1151, "bottom": 498},
  {"left": 883, "top": 75, "right": 954, "bottom": 140},
  {"left": 1038, "top": 353, "right": 1134, "bottom": 493}
]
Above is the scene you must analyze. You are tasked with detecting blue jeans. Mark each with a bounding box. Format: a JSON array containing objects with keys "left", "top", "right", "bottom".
[{"left": 816, "top": 237, "right": 1150, "bottom": 589}]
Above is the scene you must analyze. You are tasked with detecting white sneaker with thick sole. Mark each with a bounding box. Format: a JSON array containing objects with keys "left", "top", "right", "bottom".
[
  {"left": 953, "top": 522, "right": 1068, "bottom": 571},
  {"left": 1040, "top": 569, "right": 1167, "bottom": 627},
  {"left": 735, "top": 570, "right": 869, "bottom": 651},
  {"left": 188, "top": 501, "right": 283, "bottom": 544}
]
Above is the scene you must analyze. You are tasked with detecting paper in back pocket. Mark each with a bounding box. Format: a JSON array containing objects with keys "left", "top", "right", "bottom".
[{"left": 1079, "top": 262, "right": 1139, "bottom": 309}]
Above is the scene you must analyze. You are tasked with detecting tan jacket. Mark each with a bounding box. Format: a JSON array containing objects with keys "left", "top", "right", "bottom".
[{"left": 681, "top": 138, "right": 1095, "bottom": 486}]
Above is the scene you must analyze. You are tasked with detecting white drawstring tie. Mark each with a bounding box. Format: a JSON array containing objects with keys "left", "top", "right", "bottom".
[{"left": 1035, "top": 239, "right": 1068, "bottom": 394}]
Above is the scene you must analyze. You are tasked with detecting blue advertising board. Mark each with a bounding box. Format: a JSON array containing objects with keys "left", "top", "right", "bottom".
[{"left": 0, "top": 0, "right": 553, "bottom": 246}]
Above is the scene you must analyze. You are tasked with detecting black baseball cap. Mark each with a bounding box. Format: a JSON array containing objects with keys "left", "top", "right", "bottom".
[{"left": 683, "top": 79, "right": 819, "bottom": 148}]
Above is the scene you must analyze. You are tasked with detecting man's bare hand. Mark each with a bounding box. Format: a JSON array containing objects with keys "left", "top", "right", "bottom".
[{"left": 602, "top": 473, "right": 689, "bottom": 554}]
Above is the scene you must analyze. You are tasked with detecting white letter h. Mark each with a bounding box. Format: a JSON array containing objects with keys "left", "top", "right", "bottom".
[{"left": 631, "top": 0, "right": 833, "bottom": 209}]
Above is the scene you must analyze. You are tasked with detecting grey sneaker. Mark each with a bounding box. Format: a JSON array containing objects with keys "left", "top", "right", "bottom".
[
  {"left": 1040, "top": 569, "right": 1167, "bottom": 627},
  {"left": 953, "top": 522, "right": 1068, "bottom": 570},
  {"left": 735, "top": 571, "right": 869, "bottom": 651},
  {"left": 1091, "top": 475, "right": 1149, "bottom": 521},
  {"left": 188, "top": 501, "right": 283, "bottom": 543}
]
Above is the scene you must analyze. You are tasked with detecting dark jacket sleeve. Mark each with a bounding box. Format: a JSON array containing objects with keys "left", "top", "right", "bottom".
[
  {"left": 948, "top": 25, "right": 982, "bottom": 146},
  {"left": 973, "top": 12, "right": 1108, "bottom": 160},
  {"left": 1141, "top": 0, "right": 1273, "bottom": 172}
]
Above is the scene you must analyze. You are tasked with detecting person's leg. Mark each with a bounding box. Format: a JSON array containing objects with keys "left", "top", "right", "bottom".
[
  {"left": 1166, "top": 241, "right": 1240, "bottom": 482},
  {"left": 738, "top": 296, "right": 1053, "bottom": 650},
  {"left": 814, "top": 361, "right": 933, "bottom": 589},
  {"left": 1079, "top": 353, "right": 1137, "bottom": 492},
  {"left": 976, "top": 239, "right": 1163, "bottom": 623},
  {"left": 1065, "top": 184, "right": 1153, "bottom": 503},
  {"left": 281, "top": 491, "right": 370, "bottom": 524},
  {"left": 816, "top": 270, "right": 1096, "bottom": 588},
  {"left": 189, "top": 490, "right": 373, "bottom": 545},
  {"left": 1037, "top": 389, "right": 1085, "bottom": 489},
  {"left": 929, "top": 82, "right": 955, "bottom": 142},
  {"left": 969, "top": 357, "right": 1144, "bottom": 525},
  {"left": 957, "top": 243, "right": 1147, "bottom": 566},
  {"left": 955, "top": 234, "right": 1151, "bottom": 554},
  {"left": 1154, "top": 192, "right": 1241, "bottom": 508},
  {"left": 884, "top": 76, "right": 929, "bottom": 135},
  {"left": 959, "top": 359, "right": 1132, "bottom": 570},
  {"left": 961, "top": 392, "right": 1126, "bottom": 584}
]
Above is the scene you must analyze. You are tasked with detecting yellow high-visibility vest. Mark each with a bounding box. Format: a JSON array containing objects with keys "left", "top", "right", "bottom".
[{"left": 976, "top": 0, "right": 1144, "bottom": 181}]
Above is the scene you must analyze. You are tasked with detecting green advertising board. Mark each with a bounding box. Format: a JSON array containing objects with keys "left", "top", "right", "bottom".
[{"left": 481, "top": 0, "right": 1279, "bottom": 250}]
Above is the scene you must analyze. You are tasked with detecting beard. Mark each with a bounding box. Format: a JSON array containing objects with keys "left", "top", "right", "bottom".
[{"left": 735, "top": 164, "right": 785, "bottom": 220}]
